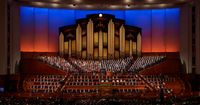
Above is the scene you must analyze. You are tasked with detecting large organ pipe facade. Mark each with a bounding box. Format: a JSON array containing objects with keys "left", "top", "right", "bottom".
[{"left": 59, "top": 14, "right": 141, "bottom": 59}]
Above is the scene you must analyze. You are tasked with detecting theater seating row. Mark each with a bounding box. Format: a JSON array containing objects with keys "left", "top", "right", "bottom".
[
  {"left": 23, "top": 75, "right": 66, "bottom": 93},
  {"left": 23, "top": 74, "right": 177, "bottom": 95}
]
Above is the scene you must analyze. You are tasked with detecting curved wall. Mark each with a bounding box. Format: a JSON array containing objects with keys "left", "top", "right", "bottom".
[{"left": 20, "top": 6, "right": 180, "bottom": 52}]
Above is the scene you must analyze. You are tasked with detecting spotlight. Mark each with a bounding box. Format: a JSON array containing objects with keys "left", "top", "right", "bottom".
[{"left": 99, "top": 14, "right": 103, "bottom": 17}]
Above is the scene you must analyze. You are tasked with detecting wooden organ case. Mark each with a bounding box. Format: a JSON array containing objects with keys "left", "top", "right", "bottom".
[{"left": 59, "top": 14, "right": 141, "bottom": 59}]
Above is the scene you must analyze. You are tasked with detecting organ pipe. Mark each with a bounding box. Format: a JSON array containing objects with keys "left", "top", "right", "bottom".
[
  {"left": 64, "top": 41, "right": 68, "bottom": 54},
  {"left": 76, "top": 24, "right": 82, "bottom": 57},
  {"left": 87, "top": 19, "right": 94, "bottom": 59},
  {"left": 120, "top": 25, "right": 125, "bottom": 57},
  {"left": 59, "top": 32, "right": 64, "bottom": 56},
  {"left": 130, "top": 40, "right": 133, "bottom": 56},
  {"left": 69, "top": 39, "right": 72, "bottom": 57},
  {"left": 125, "top": 40, "right": 130, "bottom": 56},
  {"left": 72, "top": 40, "right": 76, "bottom": 54},
  {"left": 99, "top": 30, "right": 103, "bottom": 59},
  {"left": 132, "top": 42, "right": 137, "bottom": 54},
  {"left": 137, "top": 33, "right": 142, "bottom": 56},
  {"left": 108, "top": 19, "right": 115, "bottom": 58},
  {"left": 59, "top": 14, "right": 141, "bottom": 59}
]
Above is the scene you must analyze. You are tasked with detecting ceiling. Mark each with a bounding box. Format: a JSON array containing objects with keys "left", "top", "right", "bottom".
[{"left": 16, "top": 0, "right": 193, "bottom": 10}]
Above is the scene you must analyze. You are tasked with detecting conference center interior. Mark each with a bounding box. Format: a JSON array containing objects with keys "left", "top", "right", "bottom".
[{"left": 0, "top": 0, "right": 200, "bottom": 104}]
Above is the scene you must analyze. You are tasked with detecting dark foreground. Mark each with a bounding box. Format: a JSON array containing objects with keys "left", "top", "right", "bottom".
[{"left": 0, "top": 96, "right": 199, "bottom": 105}]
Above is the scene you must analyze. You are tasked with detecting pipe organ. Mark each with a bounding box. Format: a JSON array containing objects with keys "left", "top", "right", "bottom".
[{"left": 59, "top": 14, "right": 141, "bottom": 59}]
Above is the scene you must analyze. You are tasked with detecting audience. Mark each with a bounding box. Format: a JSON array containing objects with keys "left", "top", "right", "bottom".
[
  {"left": 0, "top": 96, "right": 199, "bottom": 105},
  {"left": 38, "top": 55, "right": 165, "bottom": 73},
  {"left": 23, "top": 75, "right": 66, "bottom": 93},
  {"left": 23, "top": 73, "right": 175, "bottom": 96},
  {"left": 3, "top": 55, "right": 195, "bottom": 105},
  {"left": 38, "top": 56, "right": 77, "bottom": 72},
  {"left": 69, "top": 56, "right": 133, "bottom": 73},
  {"left": 128, "top": 56, "right": 165, "bottom": 72}
]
